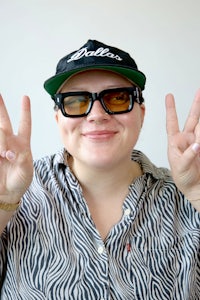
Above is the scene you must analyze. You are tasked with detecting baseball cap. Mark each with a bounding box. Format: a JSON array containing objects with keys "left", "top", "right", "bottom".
[{"left": 44, "top": 39, "right": 146, "bottom": 97}]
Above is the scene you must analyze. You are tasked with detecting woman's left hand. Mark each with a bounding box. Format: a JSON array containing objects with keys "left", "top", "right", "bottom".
[{"left": 166, "top": 89, "right": 200, "bottom": 211}]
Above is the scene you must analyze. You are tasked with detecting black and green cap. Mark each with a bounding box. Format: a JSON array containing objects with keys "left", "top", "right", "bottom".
[{"left": 44, "top": 39, "right": 146, "bottom": 97}]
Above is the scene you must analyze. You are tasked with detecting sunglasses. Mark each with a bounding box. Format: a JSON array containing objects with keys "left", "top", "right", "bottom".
[{"left": 53, "top": 86, "right": 143, "bottom": 118}]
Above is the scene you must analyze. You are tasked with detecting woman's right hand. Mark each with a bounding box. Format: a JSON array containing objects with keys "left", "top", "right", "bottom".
[{"left": 0, "top": 94, "right": 33, "bottom": 205}]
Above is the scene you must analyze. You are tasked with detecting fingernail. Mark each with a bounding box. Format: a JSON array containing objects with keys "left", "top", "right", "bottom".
[
  {"left": 6, "top": 150, "right": 16, "bottom": 160},
  {"left": 192, "top": 143, "right": 200, "bottom": 153}
]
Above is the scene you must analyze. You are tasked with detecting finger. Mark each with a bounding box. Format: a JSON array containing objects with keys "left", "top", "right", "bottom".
[
  {"left": 0, "top": 94, "right": 13, "bottom": 134},
  {"left": 179, "top": 123, "right": 200, "bottom": 169},
  {"left": 165, "top": 93, "right": 180, "bottom": 136},
  {"left": 18, "top": 96, "right": 31, "bottom": 142},
  {"left": 180, "top": 143, "right": 200, "bottom": 171},
  {"left": 193, "top": 122, "right": 200, "bottom": 152},
  {"left": 183, "top": 89, "right": 200, "bottom": 132}
]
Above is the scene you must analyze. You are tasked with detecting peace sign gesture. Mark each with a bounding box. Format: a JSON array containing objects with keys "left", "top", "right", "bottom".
[
  {"left": 0, "top": 95, "right": 33, "bottom": 206},
  {"left": 166, "top": 89, "right": 200, "bottom": 212}
]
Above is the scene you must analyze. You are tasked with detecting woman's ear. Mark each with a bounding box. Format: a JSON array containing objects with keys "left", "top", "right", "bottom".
[
  {"left": 140, "top": 104, "right": 145, "bottom": 128},
  {"left": 54, "top": 110, "right": 59, "bottom": 123}
]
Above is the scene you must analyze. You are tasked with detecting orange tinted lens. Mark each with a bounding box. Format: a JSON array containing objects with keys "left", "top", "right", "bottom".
[
  {"left": 63, "top": 95, "right": 90, "bottom": 115},
  {"left": 103, "top": 91, "right": 130, "bottom": 112}
]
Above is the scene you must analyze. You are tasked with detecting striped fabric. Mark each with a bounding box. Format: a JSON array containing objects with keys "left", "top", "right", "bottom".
[{"left": 0, "top": 149, "right": 200, "bottom": 299}]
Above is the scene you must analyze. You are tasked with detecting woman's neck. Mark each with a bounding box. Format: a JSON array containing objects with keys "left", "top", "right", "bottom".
[
  {"left": 68, "top": 155, "right": 143, "bottom": 201},
  {"left": 67, "top": 155, "right": 143, "bottom": 240}
]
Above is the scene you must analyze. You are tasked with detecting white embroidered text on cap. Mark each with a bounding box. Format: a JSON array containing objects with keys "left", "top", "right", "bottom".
[{"left": 67, "top": 47, "right": 123, "bottom": 63}]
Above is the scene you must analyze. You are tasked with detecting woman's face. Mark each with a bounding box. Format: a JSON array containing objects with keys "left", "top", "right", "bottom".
[{"left": 55, "top": 70, "right": 145, "bottom": 170}]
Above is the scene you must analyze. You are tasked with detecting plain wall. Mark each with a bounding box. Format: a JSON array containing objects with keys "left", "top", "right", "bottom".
[{"left": 0, "top": 0, "right": 199, "bottom": 168}]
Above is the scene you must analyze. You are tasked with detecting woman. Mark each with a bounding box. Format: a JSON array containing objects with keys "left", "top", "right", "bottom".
[{"left": 0, "top": 39, "right": 200, "bottom": 299}]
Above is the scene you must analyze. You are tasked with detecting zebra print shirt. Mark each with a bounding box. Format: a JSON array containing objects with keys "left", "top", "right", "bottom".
[{"left": 0, "top": 149, "right": 200, "bottom": 300}]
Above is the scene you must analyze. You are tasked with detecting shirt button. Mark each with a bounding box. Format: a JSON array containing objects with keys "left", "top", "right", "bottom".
[
  {"left": 124, "top": 208, "right": 131, "bottom": 216},
  {"left": 97, "top": 246, "right": 104, "bottom": 254}
]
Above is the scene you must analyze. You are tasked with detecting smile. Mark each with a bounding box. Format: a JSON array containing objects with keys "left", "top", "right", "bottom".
[{"left": 82, "top": 130, "right": 117, "bottom": 140}]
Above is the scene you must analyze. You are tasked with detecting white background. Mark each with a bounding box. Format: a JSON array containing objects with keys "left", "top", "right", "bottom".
[{"left": 0, "top": 0, "right": 199, "bottom": 167}]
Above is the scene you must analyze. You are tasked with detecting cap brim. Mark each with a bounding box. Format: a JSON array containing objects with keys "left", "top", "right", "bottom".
[{"left": 44, "top": 65, "right": 146, "bottom": 97}]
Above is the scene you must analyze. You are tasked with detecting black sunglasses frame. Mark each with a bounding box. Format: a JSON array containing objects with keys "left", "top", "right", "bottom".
[{"left": 53, "top": 86, "right": 143, "bottom": 118}]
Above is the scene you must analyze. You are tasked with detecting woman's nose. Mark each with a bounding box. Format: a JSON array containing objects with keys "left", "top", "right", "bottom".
[{"left": 86, "top": 100, "right": 110, "bottom": 123}]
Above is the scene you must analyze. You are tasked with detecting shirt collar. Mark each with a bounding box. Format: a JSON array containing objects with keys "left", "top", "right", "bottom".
[{"left": 131, "top": 149, "right": 171, "bottom": 180}]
